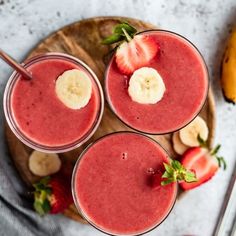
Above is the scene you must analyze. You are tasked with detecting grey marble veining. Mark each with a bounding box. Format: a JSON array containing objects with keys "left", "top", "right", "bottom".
[{"left": 0, "top": 0, "right": 236, "bottom": 235}]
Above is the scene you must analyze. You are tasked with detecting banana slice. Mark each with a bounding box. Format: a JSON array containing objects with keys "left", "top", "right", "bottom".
[
  {"left": 128, "top": 67, "right": 166, "bottom": 104},
  {"left": 55, "top": 69, "right": 92, "bottom": 109},
  {"left": 179, "top": 116, "right": 209, "bottom": 147},
  {"left": 29, "top": 151, "right": 61, "bottom": 177},
  {"left": 172, "top": 132, "right": 189, "bottom": 155}
]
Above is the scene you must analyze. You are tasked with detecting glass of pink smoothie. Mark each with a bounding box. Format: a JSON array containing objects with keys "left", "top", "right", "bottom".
[
  {"left": 4, "top": 53, "right": 104, "bottom": 153},
  {"left": 72, "top": 132, "right": 178, "bottom": 235},
  {"left": 105, "top": 30, "right": 209, "bottom": 134}
]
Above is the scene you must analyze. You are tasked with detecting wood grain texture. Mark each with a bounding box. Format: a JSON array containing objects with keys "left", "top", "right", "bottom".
[{"left": 5, "top": 16, "right": 216, "bottom": 223}]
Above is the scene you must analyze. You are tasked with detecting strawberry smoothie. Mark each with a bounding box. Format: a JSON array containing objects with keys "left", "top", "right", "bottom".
[
  {"left": 105, "top": 30, "right": 209, "bottom": 134},
  {"left": 73, "top": 132, "right": 177, "bottom": 235},
  {"left": 4, "top": 53, "right": 104, "bottom": 152}
]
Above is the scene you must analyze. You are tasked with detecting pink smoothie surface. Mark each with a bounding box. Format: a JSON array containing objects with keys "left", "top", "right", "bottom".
[
  {"left": 105, "top": 31, "right": 208, "bottom": 134},
  {"left": 74, "top": 132, "right": 177, "bottom": 235},
  {"left": 11, "top": 57, "right": 100, "bottom": 147}
]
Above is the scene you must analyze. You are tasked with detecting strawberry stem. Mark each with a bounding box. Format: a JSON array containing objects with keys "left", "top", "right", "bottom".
[{"left": 122, "top": 28, "right": 132, "bottom": 42}]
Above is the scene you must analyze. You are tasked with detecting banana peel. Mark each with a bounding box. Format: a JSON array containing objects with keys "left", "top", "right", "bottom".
[{"left": 221, "top": 27, "right": 236, "bottom": 104}]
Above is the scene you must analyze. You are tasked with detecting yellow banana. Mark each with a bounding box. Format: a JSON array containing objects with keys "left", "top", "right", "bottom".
[{"left": 221, "top": 27, "right": 236, "bottom": 104}]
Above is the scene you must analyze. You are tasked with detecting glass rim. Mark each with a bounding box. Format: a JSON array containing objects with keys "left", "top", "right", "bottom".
[
  {"left": 71, "top": 131, "right": 178, "bottom": 236},
  {"left": 3, "top": 52, "right": 104, "bottom": 153},
  {"left": 104, "top": 29, "right": 210, "bottom": 135}
]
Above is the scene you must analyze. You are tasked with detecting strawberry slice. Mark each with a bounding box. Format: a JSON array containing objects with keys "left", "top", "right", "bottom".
[{"left": 116, "top": 35, "right": 159, "bottom": 75}]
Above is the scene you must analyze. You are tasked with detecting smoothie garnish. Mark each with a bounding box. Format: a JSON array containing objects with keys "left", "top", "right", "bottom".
[
  {"left": 161, "top": 160, "right": 197, "bottom": 186},
  {"left": 128, "top": 67, "right": 165, "bottom": 104},
  {"left": 102, "top": 22, "right": 159, "bottom": 75},
  {"left": 55, "top": 69, "right": 92, "bottom": 109},
  {"left": 101, "top": 22, "right": 137, "bottom": 45},
  {"left": 33, "top": 175, "right": 73, "bottom": 216},
  {"left": 162, "top": 135, "right": 226, "bottom": 189}
]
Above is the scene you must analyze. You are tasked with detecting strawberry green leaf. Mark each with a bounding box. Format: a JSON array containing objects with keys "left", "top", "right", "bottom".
[
  {"left": 161, "top": 160, "right": 197, "bottom": 186},
  {"left": 184, "top": 171, "right": 198, "bottom": 182},
  {"left": 101, "top": 34, "right": 123, "bottom": 45},
  {"left": 44, "top": 187, "right": 52, "bottom": 195},
  {"left": 33, "top": 182, "right": 46, "bottom": 191},
  {"left": 33, "top": 177, "right": 52, "bottom": 216},
  {"left": 171, "top": 160, "right": 183, "bottom": 170},
  {"left": 161, "top": 179, "right": 175, "bottom": 186},
  {"left": 34, "top": 200, "right": 45, "bottom": 216},
  {"left": 197, "top": 134, "right": 208, "bottom": 148},
  {"left": 216, "top": 156, "right": 227, "bottom": 170},
  {"left": 33, "top": 199, "right": 51, "bottom": 216},
  {"left": 113, "top": 22, "right": 137, "bottom": 36},
  {"left": 163, "top": 162, "right": 174, "bottom": 174},
  {"left": 162, "top": 171, "right": 171, "bottom": 178},
  {"left": 209, "top": 143, "right": 226, "bottom": 170},
  {"left": 40, "top": 190, "right": 48, "bottom": 201},
  {"left": 211, "top": 144, "right": 221, "bottom": 155},
  {"left": 41, "top": 199, "right": 51, "bottom": 213},
  {"left": 40, "top": 176, "right": 50, "bottom": 184},
  {"left": 33, "top": 176, "right": 50, "bottom": 191},
  {"left": 101, "top": 22, "right": 137, "bottom": 45}
]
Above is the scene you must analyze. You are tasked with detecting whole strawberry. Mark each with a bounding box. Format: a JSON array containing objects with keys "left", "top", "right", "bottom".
[{"left": 33, "top": 175, "right": 73, "bottom": 215}]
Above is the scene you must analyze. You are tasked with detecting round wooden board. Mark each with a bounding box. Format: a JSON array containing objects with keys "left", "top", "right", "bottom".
[{"left": 5, "top": 16, "right": 216, "bottom": 223}]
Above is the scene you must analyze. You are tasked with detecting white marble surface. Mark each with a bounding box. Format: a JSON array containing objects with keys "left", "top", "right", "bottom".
[{"left": 0, "top": 0, "right": 236, "bottom": 235}]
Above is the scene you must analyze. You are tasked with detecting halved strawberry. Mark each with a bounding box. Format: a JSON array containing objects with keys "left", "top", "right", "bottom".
[
  {"left": 115, "top": 35, "right": 159, "bottom": 75},
  {"left": 102, "top": 22, "right": 159, "bottom": 75},
  {"left": 157, "top": 139, "right": 225, "bottom": 189},
  {"left": 180, "top": 145, "right": 226, "bottom": 190}
]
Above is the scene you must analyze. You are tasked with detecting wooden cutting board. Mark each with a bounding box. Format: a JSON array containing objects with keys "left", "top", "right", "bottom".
[{"left": 4, "top": 16, "right": 216, "bottom": 223}]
